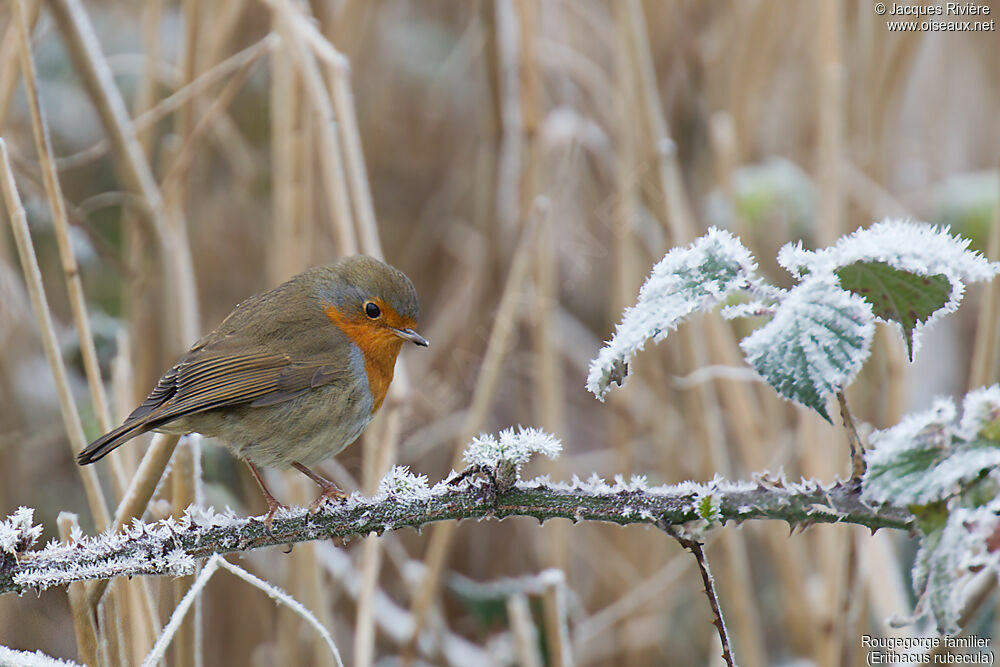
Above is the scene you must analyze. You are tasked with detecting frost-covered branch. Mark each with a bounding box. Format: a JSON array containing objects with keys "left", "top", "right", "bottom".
[{"left": 0, "top": 473, "right": 912, "bottom": 597}]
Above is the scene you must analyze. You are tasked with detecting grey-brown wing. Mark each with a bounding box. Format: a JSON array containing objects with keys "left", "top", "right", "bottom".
[
  {"left": 140, "top": 353, "right": 349, "bottom": 424},
  {"left": 77, "top": 352, "right": 349, "bottom": 465}
]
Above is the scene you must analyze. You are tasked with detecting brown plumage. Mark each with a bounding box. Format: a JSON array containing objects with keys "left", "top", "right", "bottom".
[{"left": 78, "top": 256, "right": 427, "bottom": 521}]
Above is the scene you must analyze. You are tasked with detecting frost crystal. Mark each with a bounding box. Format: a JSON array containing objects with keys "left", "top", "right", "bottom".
[
  {"left": 376, "top": 466, "right": 432, "bottom": 502},
  {"left": 777, "top": 219, "right": 998, "bottom": 281},
  {"left": 0, "top": 507, "right": 43, "bottom": 556},
  {"left": 463, "top": 427, "right": 562, "bottom": 469},
  {"left": 867, "top": 397, "right": 956, "bottom": 462},
  {"left": 0, "top": 645, "right": 83, "bottom": 666},
  {"left": 740, "top": 276, "right": 874, "bottom": 421},
  {"left": 957, "top": 384, "right": 1000, "bottom": 441},
  {"left": 165, "top": 548, "right": 197, "bottom": 577},
  {"left": 587, "top": 227, "right": 757, "bottom": 399}
]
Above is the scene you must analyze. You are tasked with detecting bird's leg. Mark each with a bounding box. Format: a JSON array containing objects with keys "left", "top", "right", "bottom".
[
  {"left": 245, "top": 460, "right": 286, "bottom": 531},
  {"left": 291, "top": 461, "right": 347, "bottom": 512}
]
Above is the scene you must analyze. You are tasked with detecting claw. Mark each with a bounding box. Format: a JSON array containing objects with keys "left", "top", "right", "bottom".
[
  {"left": 309, "top": 485, "right": 348, "bottom": 513},
  {"left": 262, "top": 496, "right": 288, "bottom": 533},
  {"left": 293, "top": 461, "right": 348, "bottom": 513}
]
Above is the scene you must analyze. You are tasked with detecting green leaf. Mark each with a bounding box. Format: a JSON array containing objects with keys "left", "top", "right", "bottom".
[
  {"left": 741, "top": 277, "right": 874, "bottom": 422},
  {"left": 697, "top": 493, "right": 721, "bottom": 523},
  {"left": 836, "top": 260, "right": 951, "bottom": 360}
]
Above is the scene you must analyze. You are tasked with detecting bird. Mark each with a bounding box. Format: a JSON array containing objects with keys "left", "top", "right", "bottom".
[{"left": 77, "top": 256, "right": 428, "bottom": 525}]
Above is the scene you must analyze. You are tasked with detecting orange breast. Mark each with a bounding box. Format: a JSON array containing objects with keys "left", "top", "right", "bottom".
[{"left": 324, "top": 305, "right": 405, "bottom": 413}]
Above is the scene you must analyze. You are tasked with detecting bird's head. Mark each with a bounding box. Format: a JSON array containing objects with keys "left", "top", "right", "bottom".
[{"left": 318, "top": 256, "right": 428, "bottom": 363}]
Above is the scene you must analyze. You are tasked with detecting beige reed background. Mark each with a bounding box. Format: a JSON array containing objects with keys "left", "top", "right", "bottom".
[{"left": 0, "top": 1, "right": 998, "bottom": 665}]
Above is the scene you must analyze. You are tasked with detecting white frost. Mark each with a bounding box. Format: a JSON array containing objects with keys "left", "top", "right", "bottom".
[
  {"left": 375, "top": 466, "right": 433, "bottom": 503},
  {"left": 463, "top": 427, "right": 562, "bottom": 468},
  {"left": 0, "top": 507, "right": 43, "bottom": 556},
  {"left": 0, "top": 645, "right": 83, "bottom": 666},
  {"left": 777, "top": 219, "right": 999, "bottom": 281},
  {"left": 958, "top": 384, "right": 1000, "bottom": 441},
  {"left": 740, "top": 275, "right": 875, "bottom": 420},
  {"left": 587, "top": 227, "right": 757, "bottom": 399},
  {"left": 868, "top": 397, "right": 956, "bottom": 459}
]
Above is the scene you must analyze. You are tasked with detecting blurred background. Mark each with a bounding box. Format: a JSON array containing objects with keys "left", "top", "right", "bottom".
[{"left": 0, "top": 0, "right": 998, "bottom": 665}]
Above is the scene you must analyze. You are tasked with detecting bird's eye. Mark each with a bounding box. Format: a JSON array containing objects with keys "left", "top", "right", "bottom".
[{"left": 365, "top": 301, "right": 381, "bottom": 319}]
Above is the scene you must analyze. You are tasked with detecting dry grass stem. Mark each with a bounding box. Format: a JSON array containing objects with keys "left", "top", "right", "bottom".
[
  {"left": 405, "top": 201, "right": 545, "bottom": 653},
  {"left": 969, "top": 170, "right": 1000, "bottom": 389},
  {"left": 57, "top": 36, "right": 276, "bottom": 172},
  {"left": 270, "top": 0, "right": 358, "bottom": 256},
  {"left": 508, "top": 593, "right": 543, "bottom": 667},
  {"left": 47, "top": 0, "right": 200, "bottom": 347},
  {"left": 620, "top": 0, "right": 695, "bottom": 244},
  {"left": 160, "top": 43, "right": 270, "bottom": 194},
  {"left": 86, "top": 433, "right": 182, "bottom": 608},
  {"left": 325, "top": 54, "right": 383, "bottom": 259},
  {"left": 0, "top": 138, "right": 111, "bottom": 530},
  {"left": 13, "top": 0, "right": 129, "bottom": 496},
  {"left": 57, "top": 512, "right": 98, "bottom": 667},
  {"left": 542, "top": 577, "right": 573, "bottom": 667},
  {"left": 0, "top": 0, "right": 39, "bottom": 128}
]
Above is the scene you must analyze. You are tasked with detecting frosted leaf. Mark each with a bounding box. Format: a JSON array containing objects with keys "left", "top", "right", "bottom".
[
  {"left": 376, "top": 466, "right": 432, "bottom": 502},
  {"left": 463, "top": 427, "right": 561, "bottom": 468},
  {"left": 778, "top": 220, "right": 1000, "bottom": 359},
  {"left": 0, "top": 507, "right": 43, "bottom": 556},
  {"left": 777, "top": 220, "right": 998, "bottom": 281},
  {"left": 911, "top": 500, "right": 1000, "bottom": 635},
  {"left": 587, "top": 227, "right": 757, "bottom": 399},
  {"left": 836, "top": 261, "right": 951, "bottom": 360},
  {"left": 958, "top": 385, "right": 1000, "bottom": 441},
  {"left": 740, "top": 276, "right": 874, "bottom": 422},
  {"left": 864, "top": 391, "right": 1000, "bottom": 506}
]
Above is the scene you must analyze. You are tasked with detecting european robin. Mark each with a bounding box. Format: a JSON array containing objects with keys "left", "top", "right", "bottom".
[{"left": 78, "top": 256, "right": 427, "bottom": 523}]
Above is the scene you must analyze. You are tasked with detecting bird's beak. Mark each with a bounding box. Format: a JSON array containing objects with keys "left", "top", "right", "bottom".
[{"left": 392, "top": 327, "right": 429, "bottom": 347}]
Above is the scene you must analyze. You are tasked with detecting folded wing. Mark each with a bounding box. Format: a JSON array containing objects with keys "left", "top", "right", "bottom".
[{"left": 77, "top": 351, "right": 346, "bottom": 464}]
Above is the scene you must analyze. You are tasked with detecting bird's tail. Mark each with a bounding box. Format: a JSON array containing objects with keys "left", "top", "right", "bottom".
[{"left": 77, "top": 420, "right": 152, "bottom": 465}]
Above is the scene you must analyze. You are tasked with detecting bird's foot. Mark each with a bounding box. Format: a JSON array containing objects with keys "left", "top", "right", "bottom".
[
  {"left": 309, "top": 485, "right": 348, "bottom": 513},
  {"left": 292, "top": 461, "right": 348, "bottom": 513},
  {"left": 263, "top": 497, "right": 289, "bottom": 533}
]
